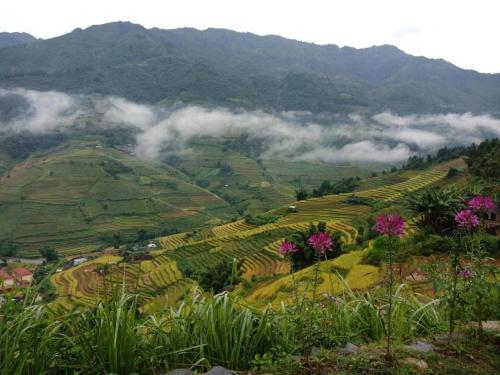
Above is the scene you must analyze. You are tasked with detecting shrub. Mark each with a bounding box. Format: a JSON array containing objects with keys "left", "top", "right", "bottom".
[
  {"left": 196, "top": 259, "right": 243, "bottom": 293},
  {"left": 244, "top": 214, "right": 278, "bottom": 225},
  {"left": 363, "top": 246, "right": 386, "bottom": 266},
  {"left": 411, "top": 234, "right": 454, "bottom": 255}
]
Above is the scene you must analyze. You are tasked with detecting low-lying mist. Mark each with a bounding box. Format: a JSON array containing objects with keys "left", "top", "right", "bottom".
[{"left": 1, "top": 87, "right": 499, "bottom": 165}]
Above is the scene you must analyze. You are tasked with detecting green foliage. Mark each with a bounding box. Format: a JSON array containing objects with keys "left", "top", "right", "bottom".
[
  {"left": 244, "top": 213, "right": 278, "bottom": 225},
  {"left": 217, "top": 161, "right": 234, "bottom": 176},
  {"left": 405, "top": 187, "right": 463, "bottom": 235},
  {"left": 409, "top": 233, "right": 455, "bottom": 256},
  {"left": 0, "top": 132, "right": 68, "bottom": 159},
  {"left": 100, "top": 159, "right": 133, "bottom": 177},
  {"left": 312, "top": 177, "right": 360, "bottom": 197},
  {"left": 294, "top": 187, "right": 308, "bottom": 201},
  {"left": 286, "top": 222, "right": 342, "bottom": 271},
  {"left": 39, "top": 245, "right": 59, "bottom": 262},
  {"left": 403, "top": 145, "right": 466, "bottom": 171},
  {"left": 0, "top": 280, "right": 477, "bottom": 373},
  {"left": 196, "top": 259, "right": 243, "bottom": 293},
  {"left": 446, "top": 167, "right": 460, "bottom": 179},
  {"left": 0, "top": 240, "right": 18, "bottom": 257},
  {"left": 353, "top": 215, "right": 379, "bottom": 244},
  {"left": 465, "top": 138, "right": 500, "bottom": 180},
  {"left": 0, "top": 292, "right": 61, "bottom": 375},
  {"left": 363, "top": 246, "right": 386, "bottom": 266}
]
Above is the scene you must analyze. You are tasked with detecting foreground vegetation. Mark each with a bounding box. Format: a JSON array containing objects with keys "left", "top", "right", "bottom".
[{"left": 1, "top": 278, "right": 498, "bottom": 374}]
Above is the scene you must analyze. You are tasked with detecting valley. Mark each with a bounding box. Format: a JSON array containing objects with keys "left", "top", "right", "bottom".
[
  {"left": 0, "top": 12, "right": 499, "bottom": 374},
  {"left": 48, "top": 158, "right": 462, "bottom": 309},
  {"left": 0, "top": 139, "right": 372, "bottom": 256}
]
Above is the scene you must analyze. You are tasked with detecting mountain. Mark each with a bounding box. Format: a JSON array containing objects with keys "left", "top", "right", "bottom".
[
  {"left": 0, "top": 32, "right": 37, "bottom": 48},
  {"left": 0, "top": 22, "right": 499, "bottom": 114}
]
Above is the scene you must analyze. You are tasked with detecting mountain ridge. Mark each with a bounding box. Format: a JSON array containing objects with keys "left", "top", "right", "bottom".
[
  {"left": 0, "top": 31, "right": 37, "bottom": 48},
  {"left": 0, "top": 21, "right": 499, "bottom": 114}
]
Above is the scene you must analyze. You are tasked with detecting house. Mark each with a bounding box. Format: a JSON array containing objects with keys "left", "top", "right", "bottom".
[
  {"left": 147, "top": 243, "right": 157, "bottom": 249},
  {"left": 0, "top": 268, "right": 14, "bottom": 290},
  {"left": 12, "top": 267, "right": 33, "bottom": 286},
  {"left": 485, "top": 206, "right": 500, "bottom": 235},
  {"left": 73, "top": 257, "right": 88, "bottom": 266},
  {"left": 288, "top": 205, "right": 298, "bottom": 213}
]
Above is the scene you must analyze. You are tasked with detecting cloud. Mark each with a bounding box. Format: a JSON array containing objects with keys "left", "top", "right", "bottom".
[
  {"left": 1, "top": 88, "right": 499, "bottom": 165},
  {"left": 372, "top": 111, "right": 500, "bottom": 147},
  {"left": 101, "top": 96, "right": 156, "bottom": 130},
  {"left": 0, "top": 88, "right": 80, "bottom": 133},
  {"left": 298, "top": 141, "right": 412, "bottom": 163}
]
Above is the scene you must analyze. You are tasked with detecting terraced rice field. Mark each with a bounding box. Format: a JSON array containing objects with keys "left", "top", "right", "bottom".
[
  {"left": 51, "top": 253, "right": 186, "bottom": 307},
  {"left": 243, "top": 246, "right": 379, "bottom": 307},
  {"left": 211, "top": 220, "right": 255, "bottom": 237},
  {"left": 241, "top": 250, "right": 289, "bottom": 280},
  {"left": 51, "top": 162, "right": 452, "bottom": 308}
]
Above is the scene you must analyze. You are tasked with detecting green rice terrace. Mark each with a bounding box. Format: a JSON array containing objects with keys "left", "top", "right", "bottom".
[{"left": 0, "top": 140, "right": 372, "bottom": 257}]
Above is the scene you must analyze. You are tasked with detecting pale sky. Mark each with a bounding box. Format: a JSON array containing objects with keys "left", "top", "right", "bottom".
[{"left": 1, "top": 0, "right": 499, "bottom": 73}]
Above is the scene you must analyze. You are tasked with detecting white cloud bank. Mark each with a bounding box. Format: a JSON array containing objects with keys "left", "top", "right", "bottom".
[{"left": 1, "top": 88, "right": 499, "bottom": 164}]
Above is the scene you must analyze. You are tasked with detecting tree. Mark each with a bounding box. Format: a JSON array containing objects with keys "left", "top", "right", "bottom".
[
  {"left": 137, "top": 229, "right": 148, "bottom": 242},
  {"left": 112, "top": 234, "right": 122, "bottom": 249},
  {"left": 197, "top": 259, "right": 243, "bottom": 293},
  {"left": 0, "top": 241, "right": 18, "bottom": 257},
  {"left": 295, "top": 187, "right": 308, "bottom": 201},
  {"left": 39, "top": 245, "right": 59, "bottom": 262},
  {"left": 465, "top": 138, "right": 500, "bottom": 180}
]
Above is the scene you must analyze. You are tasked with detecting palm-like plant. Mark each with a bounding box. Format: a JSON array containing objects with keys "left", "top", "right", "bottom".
[{"left": 405, "top": 187, "right": 463, "bottom": 234}]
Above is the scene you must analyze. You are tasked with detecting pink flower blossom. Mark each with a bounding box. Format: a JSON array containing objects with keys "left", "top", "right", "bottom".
[
  {"left": 373, "top": 214, "right": 406, "bottom": 237},
  {"left": 457, "top": 269, "right": 473, "bottom": 279},
  {"left": 468, "top": 196, "right": 496, "bottom": 213},
  {"left": 454, "top": 209, "right": 479, "bottom": 229},
  {"left": 279, "top": 241, "right": 298, "bottom": 256},
  {"left": 308, "top": 232, "right": 334, "bottom": 254}
]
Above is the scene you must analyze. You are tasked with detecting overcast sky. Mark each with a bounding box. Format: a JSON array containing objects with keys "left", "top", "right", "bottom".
[{"left": 1, "top": 0, "right": 499, "bottom": 73}]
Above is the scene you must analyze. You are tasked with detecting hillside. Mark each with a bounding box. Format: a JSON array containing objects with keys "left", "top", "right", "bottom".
[
  {"left": 50, "top": 158, "right": 464, "bottom": 308},
  {"left": 0, "top": 139, "right": 372, "bottom": 256},
  {"left": 0, "top": 142, "right": 237, "bottom": 256},
  {"left": 1, "top": 22, "right": 499, "bottom": 114}
]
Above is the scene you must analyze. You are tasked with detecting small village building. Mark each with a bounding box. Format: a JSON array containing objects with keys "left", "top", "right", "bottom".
[
  {"left": 73, "top": 257, "right": 88, "bottom": 266},
  {"left": 12, "top": 267, "right": 33, "bottom": 286},
  {"left": 147, "top": 243, "right": 157, "bottom": 249},
  {"left": 288, "top": 205, "right": 298, "bottom": 213},
  {"left": 0, "top": 268, "right": 14, "bottom": 290}
]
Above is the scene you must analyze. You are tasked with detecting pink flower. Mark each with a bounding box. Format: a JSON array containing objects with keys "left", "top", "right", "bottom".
[
  {"left": 454, "top": 209, "right": 479, "bottom": 229},
  {"left": 457, "top": 269, "right": 473, "bottom": 279},
  {"left": 468, "top": 196, "right": 496, "bottom": 213},
  {"left": 279, "top": 241, "right": 298, "bottom": 256},
  {"left": 373, "top": 214, "right": 406, "bottom": 237},
  {"left": 308, "top": 232, "right": 334, "bottom": 254}
]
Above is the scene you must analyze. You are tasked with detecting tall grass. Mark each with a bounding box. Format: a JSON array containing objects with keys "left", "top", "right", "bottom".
[
  {"left": 279, "top": 278, "right": 443, "bottom": 348},
  {"left": 147, "top": 292, "right": 277, "bottom": 370},
  {"left": 1, "top": 280, "right": 445, "bottom": 373},
  {"left": 60, "top": 291, "right": 144, "bottom": 374},
  {"left": 0, "top": 290, "right": 60, "bottom": 375}
]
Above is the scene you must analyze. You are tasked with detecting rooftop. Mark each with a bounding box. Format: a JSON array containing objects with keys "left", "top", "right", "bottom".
[
  {"left": 0, "top": 268, "right": 13, "bottom": 280},
  {"left": 12, "top": 267, "right": 32, "bottom": 277}
]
